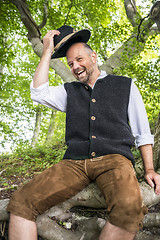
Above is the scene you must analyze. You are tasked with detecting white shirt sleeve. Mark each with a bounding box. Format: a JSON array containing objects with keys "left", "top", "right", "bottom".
[
  {"left": 30, "top": 75, "right": 154, "bottom": 148},
  {"left": 30, "top": 81, "right": 67, "bottom": 112},
  {"left": 128, "top": 81, "right": 154, "bottom": 148}
]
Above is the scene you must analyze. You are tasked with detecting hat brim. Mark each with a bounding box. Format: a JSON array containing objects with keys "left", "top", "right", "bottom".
[{"left": 51, "top": 29, "right": 91, "bottom": 59}]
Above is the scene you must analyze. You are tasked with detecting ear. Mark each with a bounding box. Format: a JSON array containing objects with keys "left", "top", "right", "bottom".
[{"left": 91, "top": 51, "right": 97, "bottom": 64}]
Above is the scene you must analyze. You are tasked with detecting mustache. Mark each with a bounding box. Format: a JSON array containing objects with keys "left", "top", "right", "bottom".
[{"left": 74, "top": 67, "right": 86, "bottom": 75}]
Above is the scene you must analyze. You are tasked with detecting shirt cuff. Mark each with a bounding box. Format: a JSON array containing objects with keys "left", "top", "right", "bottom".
[{"left": 135, "top": 134, "right": 154, "bottom": 148}]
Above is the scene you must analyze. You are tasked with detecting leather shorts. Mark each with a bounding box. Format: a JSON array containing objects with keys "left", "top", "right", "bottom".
[{"left": 7, "top": 154, "right": 147, "bottom": 232}]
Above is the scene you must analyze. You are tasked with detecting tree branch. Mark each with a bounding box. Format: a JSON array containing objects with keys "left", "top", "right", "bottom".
[
  {"left": 99, "top": 33, "right": 145, "bottom": 74},
  {"left": 99, "top": 1, "right": 160, "bottom": 74},
  {"left": 1, "top": 180, "right": 160, "bottom": 239},
  {"left": 149, "top": 1, "right": 160, "bottom": 30},
  {"left": 9, "top": 0, "right": 75, "bottom": 83},
  {"left": 9, "top": 0, "right": 160, "bottom": 82},
  {"left": 9, "top": 0, "right": 41, "bottom": 40},
  {"left": 38, "top": 0, "right": 48, "bottom": 30},
  {"left": 30, "top": 37, "right": 75, "bottom": 83},
  {"left": 64, "top": 0, "right": 73, "bottom": 25},
  {"left": 124, "top": 0, "right": 141, "bottom": 27}
]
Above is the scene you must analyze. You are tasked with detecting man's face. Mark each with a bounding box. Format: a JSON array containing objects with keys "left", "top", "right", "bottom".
[{"left": 66, "top": 43, "right": 96, "bottom": 84}]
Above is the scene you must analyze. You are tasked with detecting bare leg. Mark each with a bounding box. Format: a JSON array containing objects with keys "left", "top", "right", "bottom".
[
  {"left": 99, "top": 221, "right": 135, "bottom": 240},
  {"left": 9, "top": 213, "right": 37, "bottom": 240}
]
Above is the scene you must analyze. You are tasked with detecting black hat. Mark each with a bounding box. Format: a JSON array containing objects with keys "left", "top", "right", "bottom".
[{"left": 51, "top": 25, "right": 91, "bottom": 59}]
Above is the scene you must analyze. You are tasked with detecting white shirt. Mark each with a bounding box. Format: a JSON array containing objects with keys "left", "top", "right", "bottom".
[{"left": 30, "top": 71, "right": 154, "bottom": 148}]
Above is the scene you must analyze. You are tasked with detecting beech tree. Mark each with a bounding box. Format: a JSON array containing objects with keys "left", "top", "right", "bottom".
[
  {"left": 1, "top": 0, "right": 160, "bottom": 148},
  {"left": 0, "top": 0, "right": 160, "bottom": 239}
]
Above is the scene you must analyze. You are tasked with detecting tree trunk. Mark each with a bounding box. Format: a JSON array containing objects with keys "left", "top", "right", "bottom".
[
  {"left": 1, "top": 179, "right": 160, "bottom": 240},
  {"left": 153, "top": 112, "right": 160, "bottom": 169},
  {"left": 31, "top": 105, "right": 41, "bottom": 148},
  {"left": 46, "top": 110, "right": 56, "bottom": 144},
  {"left": 5, "top": 1, "right": 160, "bottom": 239},
  {"left": 150, "top": 1, "right": 160, "bottom": 30},
  {"left": 100, "top": 35, "right": 145, "bottom": 74}
]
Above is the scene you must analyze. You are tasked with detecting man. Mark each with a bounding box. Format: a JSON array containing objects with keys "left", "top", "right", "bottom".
[{"left": 7, "top": 25, "right": 160, "bottom": 240}]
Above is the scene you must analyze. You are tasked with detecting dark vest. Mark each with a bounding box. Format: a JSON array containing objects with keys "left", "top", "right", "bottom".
[{"left": 64, "top": 75, "right": 135, "bottom": 166}]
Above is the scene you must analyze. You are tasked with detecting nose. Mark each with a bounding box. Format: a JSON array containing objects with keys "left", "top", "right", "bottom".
[{"left": 72, "top": 61, "right": 80, "bottom": 71}]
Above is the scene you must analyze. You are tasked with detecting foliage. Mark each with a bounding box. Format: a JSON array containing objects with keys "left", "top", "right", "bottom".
[
  {"left": 37, "top": 109, "right": 66, "bottom": 144},
  {"left": 0, "top": 0, "right": 160, "bottom": 153},
  {"left": 0, "top": 142, "right": 66, "bottom": 180},
  {"left": 113, "top": 33, "right": 160, "bottom": 130},
  {"left": 0, "top": 141, "right": 142, "bottom": 189}
]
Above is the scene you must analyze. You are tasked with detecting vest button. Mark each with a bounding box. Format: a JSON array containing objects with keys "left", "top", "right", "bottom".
[
  {"left": 91, "top": 116, "right": 96, "bottom": 120},
  {"left": 91, "top": 152, "right": 96, "bottom": 157},
  {"left": 92, "top": 98, "right": 96, "bottom": 103},
  {"left": 85, "top": 86, "right": 89, "bottom": 90},
  {"left": 92, "top": 135, "right": 96, "bottom": 139}
]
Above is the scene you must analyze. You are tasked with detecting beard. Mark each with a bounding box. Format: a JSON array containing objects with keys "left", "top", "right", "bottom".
[{"left": 74, "top": 65, "right": 94, "bottom": 84}]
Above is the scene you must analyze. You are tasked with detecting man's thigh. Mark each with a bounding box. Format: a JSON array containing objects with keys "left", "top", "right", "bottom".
[
  {"left": 95, "top": 155, "right": 147, "bottom": 232},
  {"left": 7, "top": 159, "right": 90, "bottom": 221}
]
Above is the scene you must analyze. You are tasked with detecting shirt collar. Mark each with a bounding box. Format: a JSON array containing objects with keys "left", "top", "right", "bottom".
[
  {"left": 92, "top": 70, "right": 107, "bottom": 88},
  {"left": 97, "top": 70, "right": 107, "bottom": 80}
]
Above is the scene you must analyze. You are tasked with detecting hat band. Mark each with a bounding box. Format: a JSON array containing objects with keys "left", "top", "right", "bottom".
[{"left": 54, "top": 30, "right": 79, "bottom": 51}]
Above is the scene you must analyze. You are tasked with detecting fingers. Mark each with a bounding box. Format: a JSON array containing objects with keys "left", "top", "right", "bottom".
[
  {"left": 145, "top": 171, "right": 160, "bottom": 195},
  {"left": 145, "top": 174, "right": 155, "bottom": 188},
  {"left": 45, "top": 30, "right": 60, "bottom": 38},
  {"left": 42, "top": 30, "right": 60, "bottom": 55},
  {"left": 43, "top": 30, "right": 60, "bottom": 45},
  {"left": 154, "top": 174, "right": 160, "bottom": 195}
]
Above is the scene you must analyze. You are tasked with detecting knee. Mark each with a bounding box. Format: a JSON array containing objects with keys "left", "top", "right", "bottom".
[
  {"left": 119, "top": 194, "right": 143, "bottom": 216},
  {"left": 7, "top": 189, "right": 37, "bottom": 222},
  {"left": 109, "top": 194, "right": 147, "bottom": 232}
]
